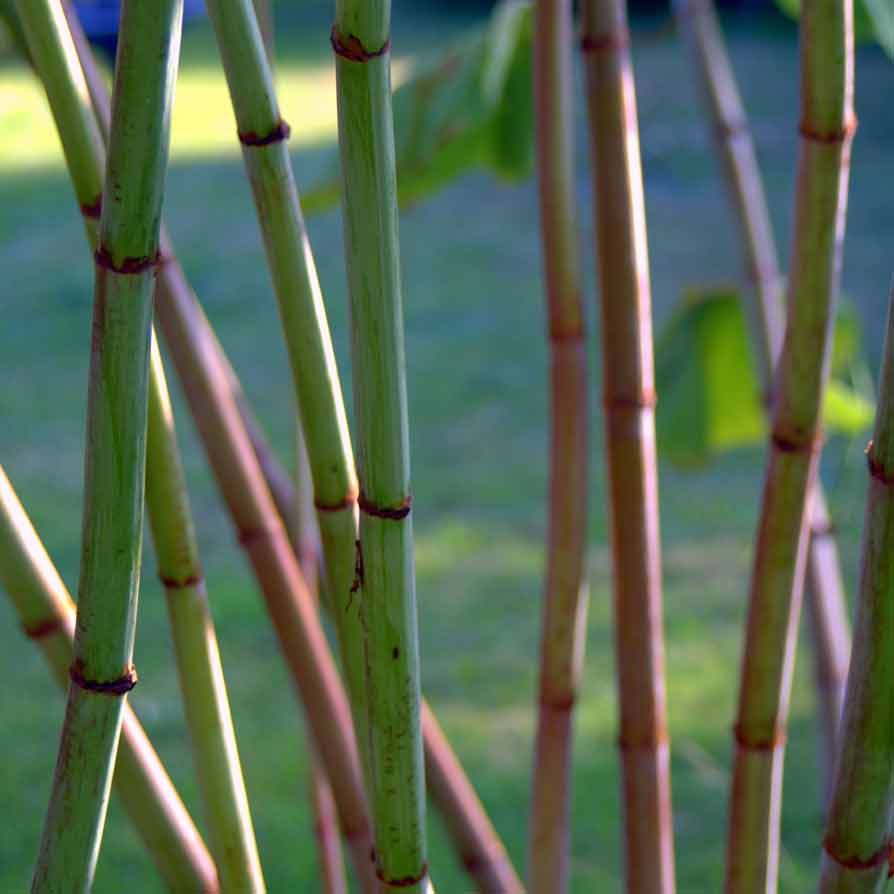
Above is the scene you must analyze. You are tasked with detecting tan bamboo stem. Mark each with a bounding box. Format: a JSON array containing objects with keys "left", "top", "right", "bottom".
[
  {"left": 673, "top": 0, "right": 851, "bottom": 801},
  {"left": 724, "top": 0, "right": 855, "bottom": 886},
  {"left": 580, "top": 2, "right": 676, "bottom": 891},
  {"left": 528, "top": 0, "right": 589, "bottom": 890}
]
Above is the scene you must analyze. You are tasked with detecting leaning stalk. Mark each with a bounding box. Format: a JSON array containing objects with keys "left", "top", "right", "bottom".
[
  {"left": 580, "top": 2, "right": 676, "bottom": 891},
  {"left": 30, "top": 1, "right": 182, "bottom": 888},
  {"left": 333, "top": 1, "right": 428, "bottom": 888},
  {"left": 724, "top": 0, "right": 855, "bottom": 887},
  {"left": 673, "top": 0, "right": 851, "bottom": 799},
  {"left": 0, "top": 466, "right": 218, "bottom": 892},
  {"left": 201, "top": 0, "right": 370, "bottom": 786},
  {"left": 16, "top": 2, "right": 263, "bottom": 885},
  {"left": 528, "top": 0, "right": 589, "bottom": 890},
  {"left": 819, "top": 294, "right": 894, "bottom": 892},
  {"left": 145, "top": 340, "right": 265, "bottom": 893}
]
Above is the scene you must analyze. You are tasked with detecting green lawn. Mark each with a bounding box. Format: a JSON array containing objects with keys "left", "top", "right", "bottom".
[{"left": 1, "top": 4, "right": 893, "bottom": 891}]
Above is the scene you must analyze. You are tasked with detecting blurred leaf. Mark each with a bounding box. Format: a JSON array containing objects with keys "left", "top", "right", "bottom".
[
  {"left": 300, "top": 0, "right": 534, "bottom": 213},
  {"left": 657, "top": 289, "right": 873, "bottom": 468},
  {"left": 775, "top": 0, "right": 894, "bottom": 56},
  {"left": 830, "top": 298, "right": 863, "bottom": 376}
]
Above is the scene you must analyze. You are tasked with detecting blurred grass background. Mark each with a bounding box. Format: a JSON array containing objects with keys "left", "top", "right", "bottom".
[{"left": 1, "top": 2, "right": 893, "bottom": 891}]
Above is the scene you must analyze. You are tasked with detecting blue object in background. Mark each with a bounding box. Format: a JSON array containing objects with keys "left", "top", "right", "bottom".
[{"left": 73, "top": 0, "right": 206, "bottom": 57}]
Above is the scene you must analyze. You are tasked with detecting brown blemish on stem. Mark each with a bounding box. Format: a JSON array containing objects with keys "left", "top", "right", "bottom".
[
  {"left": 617, "top": 730, "right": 670, "bottom": 751},
  {"left": 23, "top": 618, "right": 63, "bottom": 640},
  {"left": 358, "top": 492, "right": 412, "bottom": 521},
  {"left": 822, "top": 835, "right": 893, "bottom": 874},
  {"left": 733, "top": 723, "right": 786, "bottom": 751},
  {"left": 70, "top": 660, "right": 138, "bottom": 696},
  {"left": 330, "top": 26, "right": 391, "bottom": 63},
  {"left": 80, "top": 196, "right": 102, "bottom": 219},
  {"left": 715, "top": 118, "right": 749, "bottom": 141},
  {"left": 799, "top": 115, "right": 858, "bottom": 145},
  {"left": 314, "top": 490, "right": 359, "bottom": 512},
  {"left": 866, "top": 440, "right": 894, "bottom": 486},
  {"left": 375, "top": 862, "right": 429, "bottom": 888},
  {"left": 95, "top": 245, "right": 159, "bottom": 275},
  {"left": 159, "top": 572, "right": 204, "bottom": 590},
  {"left": 604, "top": 390, "right": 657, "bottom": 411},
  {"left": 236, "top": 524, "right": 277, "bottom": 548},
  {"left": 238, "top": 119, "right": 291, "bottom": 147},
  {"left": 771, "top": 430, "right": 823, "bottom": 454},
  {"left": 580, "top": 31, "right": 630, "bottom": 53}
]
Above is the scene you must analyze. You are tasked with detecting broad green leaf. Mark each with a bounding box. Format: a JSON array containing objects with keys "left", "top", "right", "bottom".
[{"left": 657, "top": 289, "right": 874, "bottom": 468}]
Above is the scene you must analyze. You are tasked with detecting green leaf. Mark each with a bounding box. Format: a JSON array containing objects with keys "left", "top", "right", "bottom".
[
  {"left": 656, "top": 289, "right": 874, "bottom": 468},
  {"left": 774, "top": 0, "right": 894, "bottom": 56}
]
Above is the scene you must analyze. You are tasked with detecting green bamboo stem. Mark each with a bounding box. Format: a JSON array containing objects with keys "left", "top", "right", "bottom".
[
  {"left": 724, "top": 0, "right": 855, "bottom": 887},
  {"left": 673, "top": 0, "right": 852, "bottom": 803},
  {"left": 332, "top": 2, "right": 429, "bottom": 889},
  {"left": 290, "top": 424, "right": 348, "bottom": 894},
  {"left": 819, "top": 294, "right": 894, "bottom": 893},
  {"left": 529, "top": 0, "right": 589, "bottom": 891},
  {"left": 0, "top": 466, "right": 218, "bottom": 893},
  {"left": 201, "top": 0, "right": 370, "bottom": 789},
  {"left": 580, "top": 3, "right": 676, "bottom": 892},
  {"left": 30, "top": 1, "right": 182, "bottom": 888},
  {"left": 59, "top": 9, "right": 380, "bottom": 890},
  {"left": 16, "top": 3, "right": 264, "bottom": 886},
  {"left": 145, "top": 339, "right": 265, "bottom": 893}
]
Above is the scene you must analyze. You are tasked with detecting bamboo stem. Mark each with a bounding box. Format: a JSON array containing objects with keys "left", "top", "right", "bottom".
[
  {"left": 146, "top": 340, "right": 266, "bottom": 893},
  {"left": 580, "top": 3, "right": 676, "bottom": 891},
  {"left": 16, "top": 3, "right": 264, "bottom": 885},
  {"left": 528, "top": 0, "right": 589, "bottom": 891},
  {"left": 673, "top": 0, "right": 852, "bottom": 802},
  {"left": 54, "top": 5, "right": 380, "bottom": 890},
  {"left": 0, "top": 466, "right": 218, "bottom": 892},
  {"left": 332, "top": 2, "right": 429, "bottom": 888},
  {"left": 819, "top": 294, "right": 894, "bottom": 893},
  {"left": 724, "top": 0, "right": 855, "bottom": 887},
  {"left": 30, "top": 2, "right": 183, "bottom": 888}
]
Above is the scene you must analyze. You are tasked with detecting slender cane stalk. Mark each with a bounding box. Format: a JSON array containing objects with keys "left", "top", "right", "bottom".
[
  {"left": 819, "top": 294, "right": 894, "bottom": 893},
  {"left": 528, "top": 0, "right": 589, "bottom": 891},
  {"left": 0, "top": 466, "right": 218, "bottom": 893},
  {"left": 673, "top": 0, "right": 852, "bottom": 802},
  {"left": 16, "top": 3, "right": 264, "bottom": 886},
  {"left": 30, "top": 2, "right": 182, "bottom": 888},
  {"left": 290, "top": 425, "right": 348, "bottom": 894},
  {"left": 724, "top": 0, "right": 855, "bottom": 887},
  {"left": 201, "top": 0, "right": 370, "bottom": 787},
  {"left": 145, "top": 340, "right": 265, "bottom": 893},
  {"left": 580, "top": 3, "right": 676, "bottom": 892}
]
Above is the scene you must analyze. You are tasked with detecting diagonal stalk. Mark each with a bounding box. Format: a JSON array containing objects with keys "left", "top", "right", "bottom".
[
  {"left": 29, "top": 0, "right": 183, "bottom": 888},
  {"left": 724, "top": 0, "right": 855, "bottom": 887},
  {"left": 145, "top": 340, "right": 265, "bottom": 892},
  {"left": 0, "top": 465, "right": 218, "bottom": 893},
  {"left": 528, "top": 0, "right": 589, "bottom": 890},
  {"left": 819, "top": 293, "right": 894, "bottom": 892},
  {"left": 16, "top": 2, "right": 263, "bottom": 885},
  {"left": 673, "top": 0, "right": 851, "bottom": 802},
  {"left": 332, "top": 1, "right": 429, "bottom": 888},
  {"left": 44, "top": 4, "right": 380, "bottom": 889},
  {"left": 580, "top": 2, "right": 676, "bottom": 892}
]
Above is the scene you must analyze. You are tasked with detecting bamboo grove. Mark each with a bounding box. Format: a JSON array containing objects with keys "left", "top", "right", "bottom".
[{"left": 3, "top": 0, "right": 890, "bottom": 890}]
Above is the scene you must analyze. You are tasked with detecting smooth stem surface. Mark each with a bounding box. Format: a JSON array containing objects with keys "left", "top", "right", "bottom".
[
  {"left": 581, "top": 2, "right": 675, "bottom": 891},
  {"left": 673, "top": 0, "right": 851, "bottom": 801},
  {"left": 64, "top": 11, "right": 379, "bottom": 890},
  {"left": 529, "top": 0, "right": 589, "bottom": 891},
  {"left": 333, "top": 2, "right": 429, "bottom": 889},
  {"left": 146, "top": 340, "right": 265, "bottom": 893},
  {"left": 0, "top": 466, "right": 218, "bottom": 892},
  {"left": 202, "top": 0, "right": 369, "bottom": 784},
  {"left": 819, "top": 296, "right": 894, "bottom": 893},
  {"left": 725, "top": 0, "right": 854, "bottom": 888},
  {"left": 31, "top": 2, "right": 182, "bottom": 889}
]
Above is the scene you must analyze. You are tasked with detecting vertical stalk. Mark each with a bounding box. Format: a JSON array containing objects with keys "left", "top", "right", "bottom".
[
  {"left": 580, "top": 3, "right": 676, "bottom": 892},
  {"left": 819, "top": 295, "right": 894, "bottom": 892},
  {"left": 201, "top": 0, "right": 370, "bottom": 788},
  {"left": 332, "top": 2, "right": 428, "bottom": 889},
  {"left": 145, "top": 340, "right": 265, "bottom": 893},
  {"left": 31, "top": 1, "right": 183, "bottom": 889},
  {"left": 290, "top": 425, "right": 348, "bottom": 894},
  {"left": 724, "top": 0, "right": 855, "bottom": 887},
  {"left": 0, "top": 466, "right": 218, "bottom": 893},
  {"left": 529, "top": 0, "right": 589, "bottom": 891},
  {"left": 673, "top": 0, "right": 851, "bottom": 800},
  {"left": 16, "top": 2, "right": 263, "bottom": 886}
]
